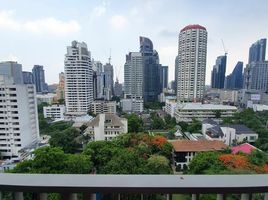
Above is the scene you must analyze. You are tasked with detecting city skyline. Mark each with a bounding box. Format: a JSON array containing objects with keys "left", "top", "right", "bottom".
[{"left": 0, "top": 0, "right": 268, "bottom": 85}]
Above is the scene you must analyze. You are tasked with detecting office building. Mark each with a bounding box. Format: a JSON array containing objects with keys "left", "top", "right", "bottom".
[
  {"left": 92, "top": 61, "right": 105, "bottom": 99},
  {"left": 176, "top": 24, "right": 208, "bottom": 102},
  {"left": 160, "top": 65, "right": 168, "bottom": 91},
  {"left": 64, "top": 41, "right": 93, "bottom": 116},
  {"left": 32, "top": 65, "right": 47, "bottom": 93},
  {"left": 248, "top": 38, "right": 266, "bottom": 63},
  {"left": 211, "top": 55, "right": 227, "bottom": 89},
  {"left": 0, "top": 71, "right": 39, "bottom": 159},
  {"left": 140, "top": 36, "right": 161, "bottom": 102},
  {"left": 103, "top": 63, "right": 114, "bottom": 100},
  {"left": 85, "top": 113, "right": 128, "bottom": 141},
  {"left": 0, "top": 62, "right": 23, "bottom": 84},
  {"left": 120, "top": 97, "right": 144, "bottom": 113},
  {"left": 90, "top": 101, "right": 116, "bottom": 115},
  {"left": 56, "top": 72, "right": 65, "bottom": 101},
  {"left": 225, "top": 62, "right": 243, "bottom": 90},
  {"left": 114, "top": 79, "right": 123, "bottom": 97},
  {"left": 22, "top": 71, "right": 33, "bottom": 84}
]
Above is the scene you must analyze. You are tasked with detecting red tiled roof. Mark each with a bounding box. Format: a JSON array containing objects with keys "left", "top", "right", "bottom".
[
  {"left": 180, "top": 24, "right": 206, "bottom": 32},
  {"left": 171, "top": 140, "right": 227, "bottom": 152},
  {"left": 231, "top": 143, "right": 257, "bottom": 154}
]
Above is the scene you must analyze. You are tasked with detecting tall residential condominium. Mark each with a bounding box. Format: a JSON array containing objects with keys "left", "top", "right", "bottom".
[
  {"left": 0, "top": 61, "right": 23, "bottom": 84},
  {"left": 160, "top": 65, "right": 168, "bottom": 91},
  {"left": 0, "top": 67, "right": 39, "bottom": 159},
  {"left": 103, "top": 63, "right": 114, "bottom": 100},
  {"left": 248, "top": 38, "right": 266, "bottom": 63},
  {"left": 176, "top": 24, "right": 208, "bottom": 102},
  {"left": 225, "top": 62, "right": 243, "bottom": 90},
  {"left": 56, "top": 72, "right": 65, "bottom": 101},
  {"left": 140, "top": 36, "right": 161, "bottom": 102},
  {"left": 124, "top": 52, "right": 143, "bottom": 98},
  {"left": 22, "top": 71, "right": 34, "bottom": 84},
  {"left": 64, "top": 41, "right": 93, "bottom": 116},
  {"left": 32, "top": 65, "right": 47, "bottom": 93},
  {"left": 211, "top": 55, "right": 227, "bottom": 89}
]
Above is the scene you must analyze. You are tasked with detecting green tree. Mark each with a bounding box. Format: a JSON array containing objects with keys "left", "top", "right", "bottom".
[
  {"left": 49, "top": 127, "right": 81, "bottom": 153},
  {"left": 215, "top": 110, "right": 221, "bottom": 118},
  {"left": 187, "top": 119, "right": 201, "bottom": 133},
  {"left": 145, "top": 155, "right": 172, "bottom": 174},
  {"left": 125, "top": 113, "right": 144, "bottom": 133}
]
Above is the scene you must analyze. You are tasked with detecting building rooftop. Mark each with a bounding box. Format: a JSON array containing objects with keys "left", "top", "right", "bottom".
[
  {"left": 171, "top": 140, "right": 227, "bottom": 152},
  {"left": 231, "top": 143, "right": 258, "bottom": 154},
  {"left": 222, "top": 124, "right": 257, "bottom": 135},
  {"left": 202, "top": 119, "right": 218, "bottom": 125},
  {"left": 180, "top": 24, "right": 206, "bottom": 32},
  {"left": 87, "top": 113, "right": 125, "bottom": 127},
  {"left": 177, "top": 103, "right": 237, "bottom": 111}
]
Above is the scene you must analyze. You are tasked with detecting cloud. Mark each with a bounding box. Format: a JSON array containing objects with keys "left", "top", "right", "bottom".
[
  {"left": 0, "top": 53, "right": 19, "bottom": 62},
  {"left": 93, "top": 2, "right": 107, "bottom": 17},
  {"left": 158, "top": 29, "right": 178, "bottom": 37},
  {"left": 109, "top": 15, "right": 128, "bottom": 29},
  {"left": 0, "top": 10, "right": 80, "bottom": 35}
]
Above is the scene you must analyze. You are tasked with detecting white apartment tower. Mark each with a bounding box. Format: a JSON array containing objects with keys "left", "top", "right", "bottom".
[
  {"left": 64, "top": 41, "right": 93, "bottom": 116},
  {"left": 0, "top": 64, "right": 39, "bottom": 159},
  {"left": 124, "top": 52, "right": 143, "bottom": 98},
  {"left": 176, "top": 25, "right": 208, "bottom": 102}
]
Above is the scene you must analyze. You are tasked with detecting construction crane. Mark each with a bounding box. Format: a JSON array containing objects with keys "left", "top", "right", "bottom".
[{"left": 221, "top": 39, "right": 228, "bottom": 56}]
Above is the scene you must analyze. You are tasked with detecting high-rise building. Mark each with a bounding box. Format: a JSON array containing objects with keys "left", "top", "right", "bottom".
[
  {"left": 159, "top": 65, "right": 168, "bottom": 91},
  {"left": 22, "top": 71, "right": 34, "bottom": 84},
  {"left": 124, "top": 52, "right": 143, "bottom": 98},
  {"left": 140, "top": 36, "right": 161, "bottom": 102},
  {"left": 103, "top": 63, "right": 114, "bottom": 100},
  {"left": 64, "top": 41, "right": 93, "bottom": 116},
  {"left": 248, "top": 38, "right": 266, "bottom": 63},
  {"left": 32, "top": 65, "right": 47, "bottom": 93},
  {"left": 244, "top": 39, "right": 268, "bottom": 92},
  {"left": 0, "top": 61, "right": 23, "bottom": 84},
  {"left": 56, "top": 72, "right": 65, "bottom": 101},
  {"left": 225, "top": 62, "right": 243, "bottom": 90},
  {"left": 211, "top": 55, "right": 227, "bottom": 89},
  {"left": 114, "top": 78, "right": 123, "bottom": 97},
  {"left": 174, "top": 56, "right": 179, "bottom": 93},
  {"left": 0, "top": 67, "right": 39, "bottom": 159},
  {"left": 176, "top": 24, "right": 208, "bottom": 102},
  {"left": 92, "top": 61, "right": 105, "bottom": 100}
]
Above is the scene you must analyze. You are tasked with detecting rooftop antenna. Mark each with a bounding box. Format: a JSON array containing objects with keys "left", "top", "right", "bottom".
[
  {"left": 221, "top": 39, "right": 228, "bottom": 56},
  {"left": 108, "top": 48, "right": 111, "bottom": 64}
]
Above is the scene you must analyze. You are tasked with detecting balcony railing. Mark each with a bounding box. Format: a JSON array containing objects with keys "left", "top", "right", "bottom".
[{"left": 0, "top": 174, "right": 268, "bottom": 200}]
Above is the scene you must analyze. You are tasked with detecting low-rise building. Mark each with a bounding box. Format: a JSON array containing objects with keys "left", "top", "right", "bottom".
[
  {"left": 120, "top": 98, "right": 144, "bottom": 113},
  {"left": 164, "top": 98, "right": 177, "bottom": 117},
  {"left": 202, "top": 120, "right": 258, "bottom": 145},
  {"left": 36, "top": 93, "right": 57, "bottom": 105},
  {"left": 43, "top": 105, "right": 65, "bottom": 120},
  {"left": 90, "top": 101, "right": 116, "bottom": 115},
  {"left": 85, "top": 113, "right": 128, "bottom": 141},
  {"left": 174, "top": 103, "right": 237, "bottom": 122},
  {"left": 205, "top": 88, "right": 238, "bottom": 105},
  {"left": 171, "top": 140, "right": 227, "bottom": 171},
  {"left": 238, "top": 89, "right": 268, "bottom": 108},
  {"left": 252, "top": 104, "right": 268, "bottom": 112}
]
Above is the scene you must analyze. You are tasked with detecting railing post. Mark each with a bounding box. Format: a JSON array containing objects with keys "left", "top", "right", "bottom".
[
  {"left": 14, "top": 192, "right": 23, "bottom": 200},
  {"left": 141, "top": 194, "right": 144, "bottom": 200},
  {"left": 217, "top": 194, "right": 225, "bottom": 200},
  {"left": 264, "top": 193, "right": 268, "bottom": 200},
  {"left": 0, "top": 191, "right": 2, "bottom": 200},
  {"left": 83, "top": 193, "right": 95, "bottom": 200},
  {"left": 60, "top": 193, "right": 77, "bottom": 200},
  {"left": 192, "top": 194, "right": 199, "bottom": 200},
  {"left": 166, "top": 194, "right": 172, "bottom": 200},
  {"left": 241, "top": 193, "right": 251, "bottom": 200},
  {"left": 38, "top": 193, "right": 47, "bottom": 200}
]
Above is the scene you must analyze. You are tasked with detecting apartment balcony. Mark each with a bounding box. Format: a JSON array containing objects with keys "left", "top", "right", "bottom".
[{"left": 0, "top": 174, "right": 268, "bottom": 200}]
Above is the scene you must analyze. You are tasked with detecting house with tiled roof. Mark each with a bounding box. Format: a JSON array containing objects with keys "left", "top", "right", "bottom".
[
  {"left": 84, "top": 114, "right": 128, "bottom": 141},
  {"left": 231, "top": 143, "right": 259, "bottom": 154},
  {"left": 171, "top": 140, "right": 227, "bottom": 171}
]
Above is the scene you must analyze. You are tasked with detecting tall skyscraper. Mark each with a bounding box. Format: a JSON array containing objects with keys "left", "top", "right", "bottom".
[
  {"left": 225, "top": 61, "right": 243, "bottom": 90},
  {"left": 160, "top": 65, "right": 168, "bottom": 91},
  {"left": 174, "top": 56, "right": 179, "bottom": 93},
  {"left": 56, "top": 72, "right": 65, "bottom": 101},
  {"left": 114, "top": 78, "right": 123, "bottom": 97},
  {"left": 248, "top": 38, "right": 266, "bottom": 63},
  {"left": 64, "top": 41, "right": 93, "bottom": 116},
  {"left": 32, "top": 65, "right": 47, "bottom": 93},
  {"left": 0, "top": 61, "right": 23, "bottom": 84},
  {"left": 103, "top": 63, "right": 114, "bottom": 100},
  {"left": 140, "top": 36, "right": 161, "bottom": 102},
  {"left": 211, "top": 55, "right": 227, "bottom": 89},
  {"left": 244, "top": 39, "right": 268, "bottom": 92},
  {"left": 92, "top": 61, "right": 105, "bottom": 99},
  {"left": 124, "top": 52, "right": 143, "bottom": 98},
  {"left": 22, "top": 71, "right": 34, "bottom": 84},
  {"left": 176, "top": 24, "right": 208, "bottom": 102},
  {"left": 0, "top": 64, "right": 39, "bottom": 159}
]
